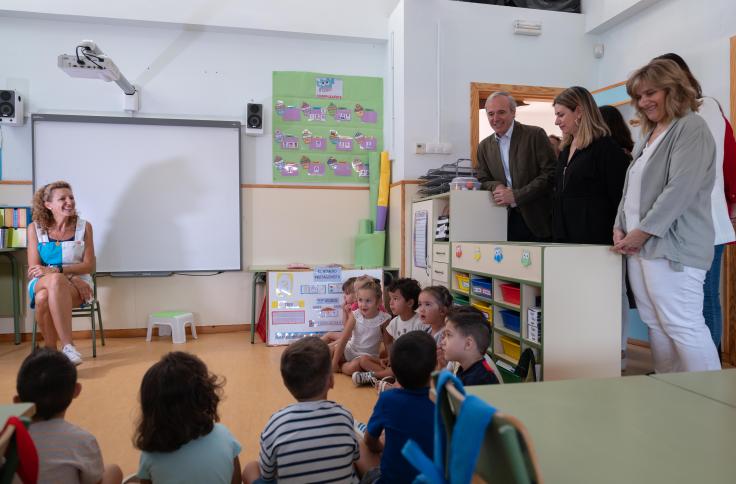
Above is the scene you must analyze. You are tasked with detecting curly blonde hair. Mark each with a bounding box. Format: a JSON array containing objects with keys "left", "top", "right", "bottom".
[
  {"left": 626, "top": 59, "right": 700, "bottom": 134},
  {"left": 32, "top": 181, "right": 78, "bottom": 231}
]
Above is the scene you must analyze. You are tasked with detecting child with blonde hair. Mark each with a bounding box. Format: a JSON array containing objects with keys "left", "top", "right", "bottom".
[{"left": 332, "top": 280, "right": 391, "bottom": 377}]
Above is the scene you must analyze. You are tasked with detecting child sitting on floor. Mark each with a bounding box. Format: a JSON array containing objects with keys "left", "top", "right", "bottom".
[
  {"left": 134, "top": 352, "right": 242, "bottom": 484},
  {"left": 355, "top": 330, "right": 436, "bottom": 483},
  {"left": 332, "top": 280, "right": 391, "bottom": 377},
  {"left": 243, "top": 337, "right": 360, "bottom": 483},
  {"left": 442, "top": 305, "right": 500, "bottom": 386},
  {"left": 418, "top": 285, "right": 454, "bottom": 369},
  {"left": 351, "top": 277, "right": 426, "bottom": 387},
  {"left": 321, "top": 276, "right": 357, "bottom": 346},
  {"left": 15, "top": 348, "right": 123, "bottom": 484}
]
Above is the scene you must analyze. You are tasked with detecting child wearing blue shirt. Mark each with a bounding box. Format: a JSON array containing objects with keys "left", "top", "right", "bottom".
[{"left": 356, "top": 330, "right": 436, "bottom": 483}]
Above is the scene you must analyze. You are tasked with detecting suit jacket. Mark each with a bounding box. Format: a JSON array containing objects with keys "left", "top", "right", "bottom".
[
  {"left": 553, "top": 135, "right": 629, "bottom": 244},
  {"left": 476, "top": 121, "right": 557, "bottom": 238}
]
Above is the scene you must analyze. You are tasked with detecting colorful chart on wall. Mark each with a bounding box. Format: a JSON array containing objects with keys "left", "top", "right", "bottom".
[
  {"left": 266, "top": 268, "right": 383, "bottom": 345},
  {"left": 272, "top": 72, "right": 383, "bottom": 184}
]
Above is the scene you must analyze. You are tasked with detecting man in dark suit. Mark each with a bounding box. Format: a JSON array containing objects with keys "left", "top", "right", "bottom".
[{"left": 476, "top": 92, "right": 557, "bottom": 241}]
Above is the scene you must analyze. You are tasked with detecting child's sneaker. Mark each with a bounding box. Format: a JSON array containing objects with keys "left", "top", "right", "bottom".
[
  {"left": 375, "top": 376, "right": 396, "bottom": 394},
  {"left": 353, "top": 420, "right": 367, "bottom": 438},
  {"left": 352, "top": 371, "right": 376, "bottom": 386},
  {"left": 62, "top": 344, "right": 83, "bottom": 366}
]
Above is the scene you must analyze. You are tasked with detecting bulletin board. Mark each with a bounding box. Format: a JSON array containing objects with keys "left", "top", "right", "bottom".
[
  {"left": 272, "top": 71, "right": 383, "bottom": 184},
  {"left": 266, "top": 268, "right": 383, "bottom": 345}
]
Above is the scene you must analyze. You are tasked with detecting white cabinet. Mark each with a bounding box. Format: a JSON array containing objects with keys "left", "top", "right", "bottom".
[
  {"left": 451, "top": 242, "right": 622, "bottom": 381},
  {"left": 410, "top": 191, "right": 506, "bottom": 288}
]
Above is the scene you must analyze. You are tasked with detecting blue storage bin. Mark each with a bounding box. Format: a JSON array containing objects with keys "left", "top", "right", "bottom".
[
  {"left": 470, "top": 277, "right": 492, "bottom": 298},
  {"left": 500, "top": 309, "right": 521, "bottom": 333}
]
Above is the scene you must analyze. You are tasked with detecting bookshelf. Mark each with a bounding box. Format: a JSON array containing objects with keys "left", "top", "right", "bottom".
[
  {"left": 0, "top": 206, "right": 31, "bottom": 248},
  {"left": 451, "top": 242, "right": 622, "bottom": 382}
]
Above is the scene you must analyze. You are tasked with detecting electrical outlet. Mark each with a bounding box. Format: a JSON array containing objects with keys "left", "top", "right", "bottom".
[{"left": 415, "top": 142, "right": 426, "bottom": 154}]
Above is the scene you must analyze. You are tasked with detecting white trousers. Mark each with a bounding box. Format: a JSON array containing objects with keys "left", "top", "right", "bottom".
[{"left": 627, "top": 256, "right": 721, "bottom": 373}]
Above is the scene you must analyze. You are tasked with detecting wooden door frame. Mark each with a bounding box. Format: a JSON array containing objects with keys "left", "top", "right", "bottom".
[
  {"left": 470, "top": 82, "right": 565, "bottom": 167},
  {"left": 724, "top": 36, "right": 736, "bottom": 366}
]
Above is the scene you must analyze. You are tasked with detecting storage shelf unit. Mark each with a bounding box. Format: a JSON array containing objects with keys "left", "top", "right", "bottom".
[
  {"left": 451, "top": 242, "right": 622, "bottom": 381},
  {"left": 411, "top": 191, "right": 506, "bottom": 287}
]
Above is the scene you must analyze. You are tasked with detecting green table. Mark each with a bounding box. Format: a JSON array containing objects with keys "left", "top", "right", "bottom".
[
  {"left": 247, "top": 266, "right": 399, "bottom": 344},
  {"left": 1, "top": 248, "right": 24, "bottom": 345},
  {"left": 651, "top": 368, "right": 736, "bottom": 408},
  {"left": 467, "top": 375, "right": 736, "bottom": 484},
  {"left": 0, "top": 403, "right": 35, "bottom": 424}
]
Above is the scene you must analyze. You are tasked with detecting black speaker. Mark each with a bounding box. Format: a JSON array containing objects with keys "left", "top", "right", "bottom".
[
  {"left": 247, "top": 103, "right": 262, "bottom": 130},
  {"left": 0, "top": 90, "right": 16, "bottom": 118},
  {"left": 0, "top": 90, "right": 24, "bottom": 125}
]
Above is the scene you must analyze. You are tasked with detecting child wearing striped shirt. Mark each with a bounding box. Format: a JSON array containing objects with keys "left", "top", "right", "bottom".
[{"left": 243, "top": 337, "right": 360, "bottom": 484}]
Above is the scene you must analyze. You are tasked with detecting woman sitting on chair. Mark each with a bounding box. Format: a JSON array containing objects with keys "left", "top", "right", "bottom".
[{"left": 28, "top": 181, "right": 95, "bottom": 365}]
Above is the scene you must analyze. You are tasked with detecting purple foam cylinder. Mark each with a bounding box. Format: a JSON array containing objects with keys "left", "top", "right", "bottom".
[{"left": 375, "top": 206, "right": 388, "bottom": 231}]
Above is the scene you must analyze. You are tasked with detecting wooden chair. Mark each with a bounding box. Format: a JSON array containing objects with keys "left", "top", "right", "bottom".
[
  {"left": 431, "top": 374, "right": 543, "bottom": 484},
  {"left": 32, "top": 274, "right": 106, "bottom": 357}
]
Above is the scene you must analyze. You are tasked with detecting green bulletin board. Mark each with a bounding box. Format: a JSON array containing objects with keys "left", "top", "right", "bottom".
[{"left": 272, "top": 72, "right": 383, "bottom": 184}]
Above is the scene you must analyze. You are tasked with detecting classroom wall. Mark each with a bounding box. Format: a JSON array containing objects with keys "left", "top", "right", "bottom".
[
  {"left": 0, "top": 13, "right": 388, "bottom": 183},
  {"left": 0, "top": 185, "right": 371, "bottom": 333},
  {"left": 394, "top": 0, "right": 598, "bottom": 180},
  {"left": 0, "top": 0, "right": 398, "bottom": 41},
  {"left": 592, "top": 0, "right": 735, "bottom": 110}
]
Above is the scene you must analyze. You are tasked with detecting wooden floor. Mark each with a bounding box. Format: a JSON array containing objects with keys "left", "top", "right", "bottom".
[{"left": 0, "top": 332, "right": 654, "bottom": 476}]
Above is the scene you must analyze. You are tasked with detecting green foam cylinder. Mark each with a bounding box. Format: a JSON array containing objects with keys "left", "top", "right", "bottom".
[
  {"left": 354, "top": 231, "right": 386, "bottom": 268},
  {"left": 358, "top": 219, "right": 373, "bottom": 235}
]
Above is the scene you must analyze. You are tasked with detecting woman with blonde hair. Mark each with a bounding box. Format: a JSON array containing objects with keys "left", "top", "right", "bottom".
[
  {"left": 552, "top": 86, "right": 629, "bottom": 244},
  {"left": 28, "top": 181, "right": 96, "bottom": 365},
  {"left": 612, "top": 59, "right": 720, "bottom": 373}
]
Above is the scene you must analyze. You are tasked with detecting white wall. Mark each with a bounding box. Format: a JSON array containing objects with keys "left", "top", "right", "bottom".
[
  {"left": 582, "top": 0, "right": 662, "bottom": 34},
  {"left": 593, "top": 0, "right": 736, "bottom": 111},
  {"left": 0, "top": 14, "right": 388, "bottom": 183},
  {"left": 397, "top": 0, "right": 597, "bottom": 180},
  {"left": 0, "top": 0, "right": 399, "bottom": 41}
]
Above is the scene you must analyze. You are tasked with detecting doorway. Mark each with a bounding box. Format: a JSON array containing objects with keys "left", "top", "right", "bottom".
[{"left": 470, "top": 82, "right": 565, "bottom": 167}]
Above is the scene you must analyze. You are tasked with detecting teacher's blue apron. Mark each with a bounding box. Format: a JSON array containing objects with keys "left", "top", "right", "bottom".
[{"left": 28, "top": 217, "right": 93, "bottom": 308}]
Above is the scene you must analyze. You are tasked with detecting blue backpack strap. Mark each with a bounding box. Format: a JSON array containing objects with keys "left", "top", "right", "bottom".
[
  {"left": 448, "top": 395, "right": 497, "bottom": 484},
  {"left": 402, "top": 439, "right": 445, "bottom": 484}
]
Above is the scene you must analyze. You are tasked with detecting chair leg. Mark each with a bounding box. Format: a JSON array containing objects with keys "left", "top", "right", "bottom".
[
  {"left": 90, "top": 310, "right": 97, "bottom": 358},
  {"left": 31, "top": 317, "right": 37, "bottom": 352},
  {"left": 96, "top": 302, "right": 105, "bottom": 346}
]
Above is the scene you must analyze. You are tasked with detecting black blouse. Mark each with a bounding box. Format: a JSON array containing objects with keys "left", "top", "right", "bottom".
[{"left": 553, "top": 135, "right": 630, "bottom": 244}]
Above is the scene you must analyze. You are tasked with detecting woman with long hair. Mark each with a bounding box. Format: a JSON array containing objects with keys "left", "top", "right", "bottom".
[
  {"left": 28, "top": 181, "right": 96, "bottom": 365},
  {"left": 552, "top": 86, "right": 630, "bottom": 244}
]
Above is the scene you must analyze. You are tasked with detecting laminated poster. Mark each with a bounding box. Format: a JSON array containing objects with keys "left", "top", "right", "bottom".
[{"left": 272, "top": 71, "right": 383, "bottom": 184}]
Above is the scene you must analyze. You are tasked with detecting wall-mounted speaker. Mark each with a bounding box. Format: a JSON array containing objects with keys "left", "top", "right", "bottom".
[
  {"left": 0, "top": 90, "right": 25, "bottom": 126},
  {"left": 245, "top": 102, "right": 263, "bottom": 136}
]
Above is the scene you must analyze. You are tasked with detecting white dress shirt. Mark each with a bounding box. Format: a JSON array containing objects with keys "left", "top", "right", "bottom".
[{"left": 496, "top": 122, "right": 514, "bottom": 188}]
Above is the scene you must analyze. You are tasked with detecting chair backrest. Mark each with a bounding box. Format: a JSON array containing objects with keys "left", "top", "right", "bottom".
[{"left": 432, "top": 374, "right": 543, "bottom": 484}]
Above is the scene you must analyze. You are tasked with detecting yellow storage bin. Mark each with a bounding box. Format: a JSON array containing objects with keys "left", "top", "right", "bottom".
[
  {"left": 471, "top": 301, "right": 493, "bottom": 324},
  {"left": 454, "top": 272, "right": 470, "bottom": 293},
  {"left": 500, "top": 336, "right": 521, "bottom": 361}
]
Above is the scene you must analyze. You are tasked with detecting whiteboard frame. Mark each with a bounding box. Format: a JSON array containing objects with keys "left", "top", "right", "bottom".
[{"left": 31, "top": 114, "right": 243, "bottom": 275}]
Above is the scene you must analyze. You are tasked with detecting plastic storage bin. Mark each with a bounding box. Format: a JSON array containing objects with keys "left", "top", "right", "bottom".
[
  {"left": 453, "top": 293, "right": 470, "bottom": 306},
  {"left": 450, "top": 176, "right": 481, "bottom": 191},
  {"left": 500, "top": 309, "right": 521, "bottom": 333},
  {"left": 471, "top": 301, "right": 493, "bottom": 323},
  {"left": 471, "top": 277, "right": 492, "bottom": 298},
  {"left": 455, "top": 273, "right": 470, "bottom": 293},
  {"left": 500, "top": 336, "right": 521, "bottom": 361},
  {"left": 499, "top": 283, "right": 521, "bottom": 306}
]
